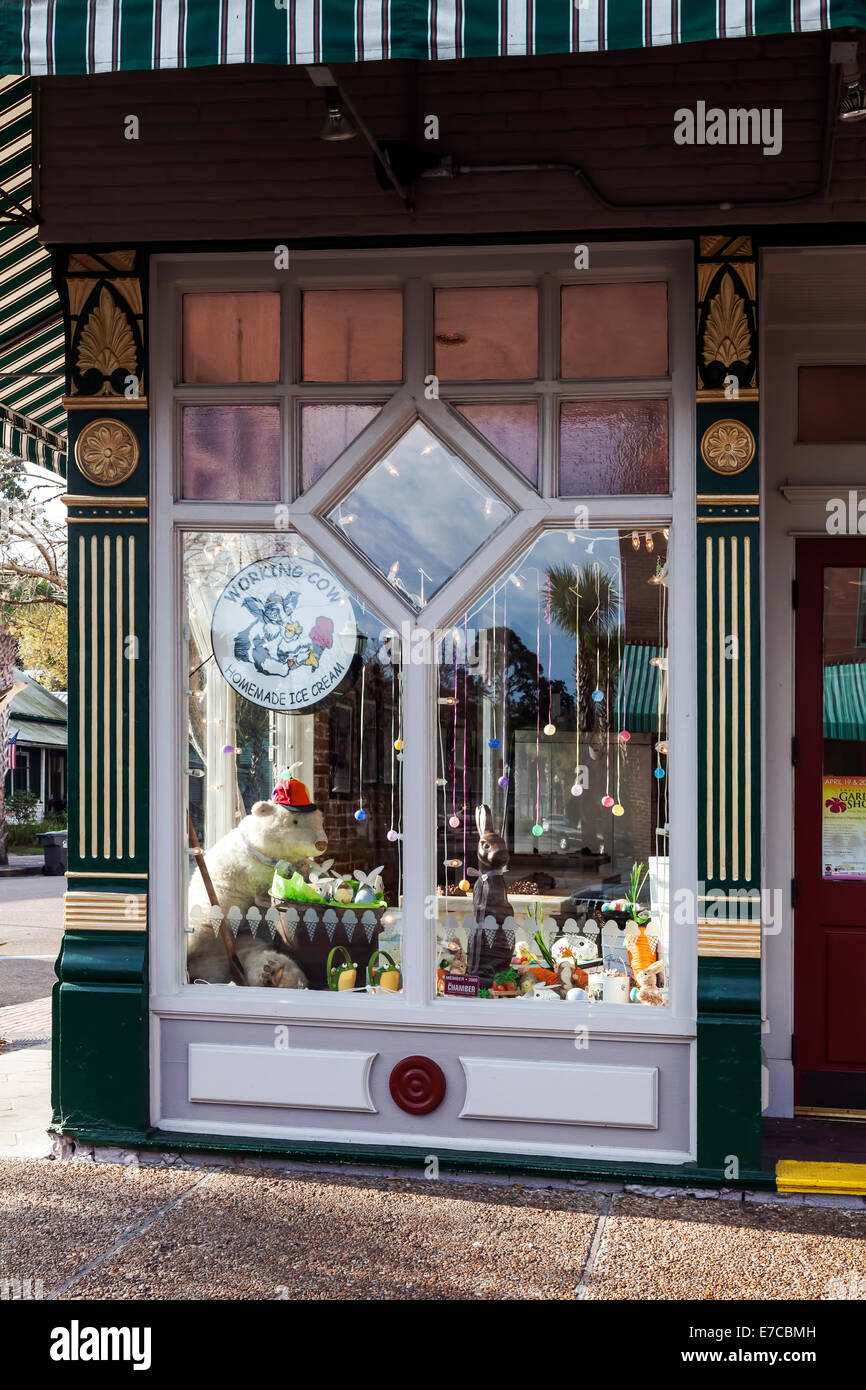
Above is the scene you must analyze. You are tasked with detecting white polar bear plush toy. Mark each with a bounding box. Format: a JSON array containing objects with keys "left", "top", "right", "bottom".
[{"left": 187, "top": 778, "right": 328, "bottom": 988}]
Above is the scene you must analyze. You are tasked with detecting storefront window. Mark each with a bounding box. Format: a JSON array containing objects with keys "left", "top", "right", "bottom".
[
  {"left": 434, "top": 286, "right": 538, "bottom": 379},
  {"left": 183, "top": 532, "right": 403, "bottom": 993},
  {"left": 434, "top": 528, "right": 670, "bottom": 1006},
  {"left": 560, "top": 282, "right": 668, "bottom": 378},
  {"left": 453, "top": 402, "right": 538, "bottom": 487}
]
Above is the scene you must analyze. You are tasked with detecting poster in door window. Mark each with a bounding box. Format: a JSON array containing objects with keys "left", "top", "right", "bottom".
[{"left": 822, "top": 776, "right": 866, "bottom": 880}]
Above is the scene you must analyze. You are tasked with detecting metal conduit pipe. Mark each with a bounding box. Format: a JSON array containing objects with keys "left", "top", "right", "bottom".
[{"left": 420, "top": 50, "right": 844, "bottom": 215}]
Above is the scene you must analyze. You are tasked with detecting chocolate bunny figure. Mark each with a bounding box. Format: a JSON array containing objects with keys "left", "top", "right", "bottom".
[{"left": 469, "top": 804, "right": 514, "bottom": 987}]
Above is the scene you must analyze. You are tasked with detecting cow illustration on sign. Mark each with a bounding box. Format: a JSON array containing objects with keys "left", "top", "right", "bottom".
[
  {"left": 211, "top": 556, "right": 357, "bottom": 711},
  {"left": 233, "top": 590, "right": 334, "bottom": 677}
]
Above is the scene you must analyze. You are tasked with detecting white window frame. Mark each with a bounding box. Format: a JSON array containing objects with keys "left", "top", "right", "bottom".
[{"left": 149, "top": 242, "right": 697, "bottom": 1042}]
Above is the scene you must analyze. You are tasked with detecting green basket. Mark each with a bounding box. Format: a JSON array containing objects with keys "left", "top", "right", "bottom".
[{"left": 326, "top": 944, "right": 357, "bottom": 992}]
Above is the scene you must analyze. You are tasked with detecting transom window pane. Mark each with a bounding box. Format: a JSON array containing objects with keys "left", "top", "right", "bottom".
[
  {"left": 181, "top": 405, "right": 281, "bottom": 501},
  {"left": 798, "top": 365, "right": 866, "bottom": 442},
  {"left": 434, "top": 528, "right": 670, "bottom": 1007},
  {"left": 561, "top": 283, "right": 668, "bottom": 379},
  {"left": 328, "top": 420, "right": 514, "bottom": 609},
  {"left": 300, "top": 403, "right": 384, "bottom": 491},
  {"left": 453, "top": 402, "right": 538, "bottom": 487},
  {"left": 302, "top": 290, "right": 403, "bottom": 382},
  {"left": 559, "top": 401, "right": 669, "bottom": 495},
  {"left": 435, "top": 286, "right": 538, "bottom": 380},
  {"left": 182, "top": 292, "right": 281, "bottom": 383}
]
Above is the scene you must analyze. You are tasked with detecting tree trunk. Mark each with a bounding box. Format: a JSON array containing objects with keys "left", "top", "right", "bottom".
[{"left": 0, "top": 629, "right": 18, "bottom": 866}]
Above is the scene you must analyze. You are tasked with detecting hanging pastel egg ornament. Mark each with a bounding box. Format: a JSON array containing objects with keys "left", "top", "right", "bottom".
[
  {"left": 386, "top": 828, "right": 399, "bottom": 842},
  {"left": 612, "top": 803, "right": 625, "bottom": 817},
  {"left": 602, "top": 795, "right": 615, "bottom": 808},
  {"left": 458, "top": 878, "right": 471, "bottom": 892},
  {"left": 571, "top": 782, "right": 584, "bottom": 797},
  {"left": 394, "top": 738, "right": 403, "bottom": 751},
  {"left": 222, "top": 744, "right": 236, "bottom": 755},
  {"left": 354, "top": 808, "right": 367, "bottom": 822},
  {"left": 654, "top": 766, "right": 666, "bottom": 780},
  {"left": 543, "top": 722, "right": 556, "bottom": 736},
  {"left": 617, "top": 730, "right": 631, "bottom": 743},
  {"left": 497, "top": 774, "right": 509, "bottom": 789},
  {"left": 488, "top": 737, "right": 501, "bottom": 749},
  {"left": 531, "top": 823, "right": 544, "bottom": 838},
  {"left": 448, "top": 814, "right": 461, "bottom": 829},
  {"left": 591, "top": 689, "right": 604, "bottom": 704}
]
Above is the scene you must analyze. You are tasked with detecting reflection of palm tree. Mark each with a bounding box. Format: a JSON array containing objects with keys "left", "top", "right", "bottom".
[{"left": 547, "top": 564, "right": 622, "bottom": 735}]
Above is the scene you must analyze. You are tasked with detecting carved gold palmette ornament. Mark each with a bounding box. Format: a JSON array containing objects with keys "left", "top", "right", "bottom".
[
  {"left": 700, "top": 419, "right": 756, "bottom": 476},
  {"left": 62, "top": 251, "right": 146, "bottom": 406},
  {"left": 74, "top": 418, "right": 140, "bottom": 486},
  {"left": 702, "top": 273, "right": 751, "bottom": 370},
  {"left": 76, "top": 287, "right": 138, "bottom": 389}
]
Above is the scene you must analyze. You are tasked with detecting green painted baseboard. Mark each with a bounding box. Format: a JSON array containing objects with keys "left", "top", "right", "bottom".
[{"left": 52, "top": 1123, "right": 776, "bottom": 1189}]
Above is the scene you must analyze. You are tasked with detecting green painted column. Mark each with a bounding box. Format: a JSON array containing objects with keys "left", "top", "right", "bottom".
[
  {"left": 51, "top": 251, "right": 150, "bottom": 1137},
  {"left": 694, "top": 235, "right": 763, "bottom": 1176}
]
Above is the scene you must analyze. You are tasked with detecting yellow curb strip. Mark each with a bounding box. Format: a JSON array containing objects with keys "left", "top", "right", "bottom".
[{"left": 776, "top": 1160, "right": 866, "bottom": 1195}]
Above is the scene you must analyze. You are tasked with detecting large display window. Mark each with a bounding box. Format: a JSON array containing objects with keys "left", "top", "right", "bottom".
[{"left": 152, "top": 245, "right": 690, "bottom": 1024}]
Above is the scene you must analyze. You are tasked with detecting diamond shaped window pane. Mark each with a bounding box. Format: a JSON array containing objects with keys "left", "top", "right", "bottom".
[{"left": 327, "top": 421, "right": 513, "bottom": 609}]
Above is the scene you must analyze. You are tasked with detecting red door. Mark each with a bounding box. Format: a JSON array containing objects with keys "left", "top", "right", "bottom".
[{"left": 794, "top": 539, "right": 866, "bottom": 1113}]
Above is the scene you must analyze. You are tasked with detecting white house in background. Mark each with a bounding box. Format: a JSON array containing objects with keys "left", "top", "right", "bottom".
[{"left": 4, "top": 667, "right": 67, "bottom": 819}]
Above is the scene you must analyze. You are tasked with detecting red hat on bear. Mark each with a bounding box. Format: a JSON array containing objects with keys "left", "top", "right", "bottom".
[{"left": 271, "top": 777, "right": 316, "bottom": 812}]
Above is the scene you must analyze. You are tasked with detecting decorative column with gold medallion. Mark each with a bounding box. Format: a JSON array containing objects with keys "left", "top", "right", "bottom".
[
  {"left": 52, "top": 250, "right": 149, "bottom": 1139},
  {"left": 694, "top": 235, "right": 763, "bottom": 1176}
]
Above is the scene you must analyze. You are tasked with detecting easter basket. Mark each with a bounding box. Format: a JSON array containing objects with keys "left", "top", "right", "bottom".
[{"left": 269, "top": 898, "right": 388, "bottom": 991}]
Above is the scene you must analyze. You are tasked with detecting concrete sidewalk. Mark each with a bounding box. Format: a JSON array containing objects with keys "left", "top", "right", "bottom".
[{"left": 1, "top": 1156, "right": 865, "bottom": 1300}]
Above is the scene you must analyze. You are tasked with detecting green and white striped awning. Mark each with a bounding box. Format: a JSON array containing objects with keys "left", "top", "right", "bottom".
[
  {"left": 0, "top": 0, "right": 863, "bottom": 73},
  {"left": 0, "top": 76, "right": 65, "bottom": 475},
  {"left": 619, "top": 643, "right": 665, "bottom": 734},
  {"left": 824, "top": 662, "right": 866, "bottom": 742}
]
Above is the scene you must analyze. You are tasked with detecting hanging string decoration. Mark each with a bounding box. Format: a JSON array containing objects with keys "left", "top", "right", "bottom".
[
  {"left": 571, "top": 565, "right": 583, "bottom": 797},
  {"left": 543, "top": 574, "right": 556, "bottom": 735},
  {"left": 354, "top": 660, "right": 367, "bottom": 821}
]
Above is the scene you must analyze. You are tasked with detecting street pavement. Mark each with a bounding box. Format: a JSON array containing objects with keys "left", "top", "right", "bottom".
[
  {"left": 0, "top": 872, "right": 61, "bottom": 1156},
  {"left": 0, "top": 1157, "right": 864, "bottom": 1300}
]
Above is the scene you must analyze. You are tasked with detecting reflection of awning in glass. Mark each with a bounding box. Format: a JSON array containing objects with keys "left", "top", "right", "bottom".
[
  {"left": 824, "top": 663, "right": 866, "bottom": 742},
  {"left": 618, "top": 644, "right": 665, "bottom": 734}
]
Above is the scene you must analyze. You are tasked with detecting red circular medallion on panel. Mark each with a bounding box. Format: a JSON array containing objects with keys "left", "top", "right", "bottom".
[{"left": 389, "top": 1056, "right": 447, "bottom": 1115}]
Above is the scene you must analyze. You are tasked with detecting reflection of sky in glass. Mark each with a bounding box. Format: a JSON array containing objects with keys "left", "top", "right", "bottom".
[
  {"left": 327, "top": 421, "right": 513, "bottom": 608},
  {"left": 465, "top": 531, "right": 632, "bottom": 691}
]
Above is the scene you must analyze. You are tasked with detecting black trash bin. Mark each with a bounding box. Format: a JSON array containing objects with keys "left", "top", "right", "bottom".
[{"left": 37, "top": 830, "right": 67, "bottom": 876}]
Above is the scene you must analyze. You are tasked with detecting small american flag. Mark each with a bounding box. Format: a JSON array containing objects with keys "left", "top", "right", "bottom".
[{"left": 5, "top": 730, "right": 18, "bottom": 772}]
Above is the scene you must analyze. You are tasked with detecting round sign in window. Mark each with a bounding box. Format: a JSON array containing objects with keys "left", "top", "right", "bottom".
[{"left": 210, "top": 556, "right": 357, "bottom": 712}]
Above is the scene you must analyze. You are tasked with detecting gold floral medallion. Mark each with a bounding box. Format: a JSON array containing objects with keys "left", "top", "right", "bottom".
[
  {"left": 700, "top": 419, "right": 756, "bottom": 476},
  {"left": 74, "top": 417, "right": 140, "bottom": 486}
]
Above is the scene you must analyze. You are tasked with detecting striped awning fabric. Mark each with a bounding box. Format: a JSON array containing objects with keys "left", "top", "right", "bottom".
[
  {"left": 1, "top": 0, "right": 863, "bottom": 73},
  {"left": 619, "top": 643, "right": 665, "bottom": 734},
  {"left": 0, "top": 76, "right": 65, "bottom": 475},
  {"left": 824, "top": 662, "right": 866, "bottom": 742}
]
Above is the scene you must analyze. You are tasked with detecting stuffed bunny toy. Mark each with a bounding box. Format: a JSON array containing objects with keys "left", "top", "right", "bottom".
[
  {"left": 635, "top": 958, "right": 665, "bottom": 1005},
  {"left": 468, "top": 804, "right": 514, "bottom": 987}
]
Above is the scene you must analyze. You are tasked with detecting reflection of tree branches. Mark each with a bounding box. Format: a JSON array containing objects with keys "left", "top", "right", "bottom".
[{"left": 188, "top": 632, "right": 207, "bottom": 766}]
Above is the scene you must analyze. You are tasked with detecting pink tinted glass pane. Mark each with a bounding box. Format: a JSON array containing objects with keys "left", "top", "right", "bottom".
[
  {"left": 435, "top": 287, "right": 538, "bottom": 380},
  {"left": 182, "top": 293, "right": 280, "bottom": 383},
  {"left": 454, "top": 402, "right": 538, "bottom": 485},
  {"left": 302, "top": 291, "right": 403, "bottom": 382},
  {"left": 301, "top": 403, "right": 383, "bottom": 489},
  {"left": 559, "top": 401, "right": 668, "bottom": 494},
  {"left": 182, "top": 406, "right": 280, "bottom": 500},
  {"left": 799, "top": 366, "right": 866, "bottom": 441},
  {"left": 561, "top": 283, "right": 668, "bottom": 378}
]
